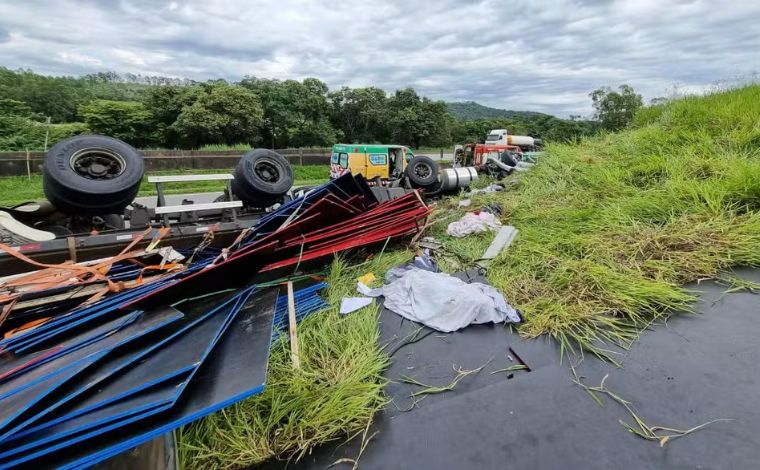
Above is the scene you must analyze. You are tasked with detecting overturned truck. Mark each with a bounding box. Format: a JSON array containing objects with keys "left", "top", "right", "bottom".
[{"left": 0, "top": 135, "right": 302, "bottom": 273}]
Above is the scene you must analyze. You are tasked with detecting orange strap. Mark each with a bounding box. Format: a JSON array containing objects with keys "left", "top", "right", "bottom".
[
  {"left": 210, "top": 227, "right": 250, "bottom": 266},
  {"left": 3, "top": 317, "right": 49, "bottom": 339},
  {"left": 0, "top": 243, "right": 113, "bottom": 287}
]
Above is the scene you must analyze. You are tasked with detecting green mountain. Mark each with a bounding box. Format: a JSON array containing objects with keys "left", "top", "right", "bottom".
[{"left": 447, "top": 101, "right": 550, "bottom": 121}]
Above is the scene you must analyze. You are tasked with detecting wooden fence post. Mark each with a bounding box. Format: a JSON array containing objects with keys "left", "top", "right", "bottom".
[
  {"left": 287, "top": 281, "right": 301, "bottom": 370},
  {"left": 26, "top": 149, "right": 31, "bottom": 181}
]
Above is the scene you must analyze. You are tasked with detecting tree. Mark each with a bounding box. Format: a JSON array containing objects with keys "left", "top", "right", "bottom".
[
  {"left": 143, "top": 85, "right": 203, "bottom": 147},
  {"left": 328, "top": 86, "right": 387, "bottom": 143},
  {"left": 385, "top": 88, "right": 452, "bottom": 148},
  {"left": 79, "top": 100, "right": 155, "bottom": 147},
  {"left": 589, "top": 84, "right": 643, "bottom": 131},
  {"left": 283, "top": 78, "right": 336, "bottom": 147},
  {"left": 0, "top": 67, "right": 90, "bottom": 122},
  {"left": 287, "top": 119, "right": 336, "bottom": 147},
  {"left": 173, "top": 84, "right": 264, "bottom": 147},
  {"left": 241, "top": 77, "right": 336, "bottom": 148},
  {"left": 240, "top": 78, "right": 296, "bottom": 148},
  {"left": 386, "top": 88, "right": 425, "bottom": 147}
]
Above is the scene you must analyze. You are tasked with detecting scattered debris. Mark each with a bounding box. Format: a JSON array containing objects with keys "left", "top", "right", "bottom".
[
  {"left": 481, "top": 226, "right": 518, "bottom": 260},
  {"left": 340, "top": 297, "right": 373, "bottom": 316},
  {"left": 481, "top": 203, "right": 503, "bottom": 216},
  {"left": 458, "top": 198, "right": 472, "bottom": 207},
  {"left": 400, "top": 359, "right": 492, "bottom": 397},
  {"left": 508, "top": 346, "right": 532, "bottom": 372},
  {"left": 412, "top": 249, "right": 439, "bottom": 272},
  {"left": 466, "top": 183, "right": 505, "bottom": 196},
  {"left": 447, "top": 211, "right": 502, "bottom": 238},
  {"left": 417, "top": 237, "right": 444, "bottom": 251},
  {"left": 0, "top": 174, "right": 430, "bottom": 467},
  {"left": 573, "top": 372, "right": 732, "bottom": 447},
  {"left": 357, "top": 272, "right": 376, "bottom": 286},
  {"left": 490, "top": 364, "right": 528, "bottom": 375}
]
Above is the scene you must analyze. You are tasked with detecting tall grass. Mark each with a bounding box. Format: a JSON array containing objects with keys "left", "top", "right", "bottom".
[
  {"left": 178, "top": 252, "right": 410, "bottom": 469},
  {"left": 433, "top": 84, "right": 760, "bottom": 360}
]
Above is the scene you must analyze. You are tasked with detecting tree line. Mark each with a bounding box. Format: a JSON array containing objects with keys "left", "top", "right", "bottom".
[{"left": 0, "top": 68, "right": 613, "bottom": 152}]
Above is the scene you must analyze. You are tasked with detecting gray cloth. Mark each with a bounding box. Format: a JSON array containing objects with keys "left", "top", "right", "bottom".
[{"left": 357, "top": 267, "right": 521, "bottom": 332}]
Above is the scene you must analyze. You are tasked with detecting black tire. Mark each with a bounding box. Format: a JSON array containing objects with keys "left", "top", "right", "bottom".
[
  {"left": 43, "top": 135, "right": 144, "bottom": 215},
  {"left": 231, "top": 149, "right": 294, "bottom": 207},
  {"left": 500, "top": 151, "right": 518, "bottom": 167},
  {"left": 405, "top": 156, "right": 439, "bottom": 188}
]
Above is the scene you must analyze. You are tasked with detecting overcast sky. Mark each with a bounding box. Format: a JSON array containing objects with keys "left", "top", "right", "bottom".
[{"left": 0, "top": 0, "right": 758, "bottom": 116}]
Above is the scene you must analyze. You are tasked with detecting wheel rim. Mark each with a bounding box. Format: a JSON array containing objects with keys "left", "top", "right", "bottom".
[
  {"left": 254, "top": 159, "right": 280, "bottom": 183},
  {"left": 414, "top": 163, "right": 432, "bottom": 179},
  {"left": 70, "top": 148, "right": 126, "bottom": 180}
]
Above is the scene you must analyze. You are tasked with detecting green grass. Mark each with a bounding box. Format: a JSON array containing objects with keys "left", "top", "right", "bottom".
[
  {"left": 177, "top": 253, "right": 410, "bottom": 469},
  {"left": 429, "top": 84, "right": 760, "bottom": 360},
  {"left": 0, "top": 165, "right": 329, "bottom": 207}
]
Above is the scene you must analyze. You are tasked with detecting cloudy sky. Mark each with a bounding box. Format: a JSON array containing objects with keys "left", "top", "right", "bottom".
[{"left": 0, "top": 0, "right": 758, "bottom": 116}]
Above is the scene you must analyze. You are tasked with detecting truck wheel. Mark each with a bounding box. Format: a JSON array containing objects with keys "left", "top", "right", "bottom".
[
  {"left": 405, "top": 156, "right": 439, "bottom": 188},
  {"left": 43, "top": 135, "right": 144, "bottom": 215},
  {"left": 500, "top": 151, "right": 518, "bottom": 167},
  {"left": 231, "top": 149, "right": 294, "bottom": 207}
]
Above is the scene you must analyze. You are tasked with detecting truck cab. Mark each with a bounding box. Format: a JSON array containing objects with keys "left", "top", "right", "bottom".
[
  {"left": 330, "top": 144, "right": 414, "bottom": 182},
  {"left": 485, "top": 129, "right": 509, "bottom": 145},
  {"left": 484, "top": 129, "right": 540, "bottom": 150}
]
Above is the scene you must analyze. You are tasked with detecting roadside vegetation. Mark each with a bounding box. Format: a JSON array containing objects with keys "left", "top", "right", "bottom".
[
  {"left": 0, "top": 165, "right": 328, "bottom": 207},
  {"left": 0, "top": 68, "right": 597, "bottom": 152},
  {"left": 179, "top": 85, "right": 760, "bottom": 468}
]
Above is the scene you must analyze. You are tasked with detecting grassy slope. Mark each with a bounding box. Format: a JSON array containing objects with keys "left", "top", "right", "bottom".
[
  {"left": 0, "top": 166, "right": 328, "bottom": 207},
  {"left": 434, "top": 85, "right": 760, "bottom": 359},
  {"left": 182, "top": 86, "right": 760, "bottom": 467}
]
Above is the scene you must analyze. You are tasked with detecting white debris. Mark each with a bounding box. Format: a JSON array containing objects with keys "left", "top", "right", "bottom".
[{"left": 446, "top": 211, "right": 501, "bottom": 238}]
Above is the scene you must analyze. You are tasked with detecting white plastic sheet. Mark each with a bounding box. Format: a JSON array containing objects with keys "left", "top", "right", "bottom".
[
  {"left": 339, "top": 297, "right": 373, "bottom": 316},
  {"left": 358, "top": 267, "right": 521, "bottom": 332}
]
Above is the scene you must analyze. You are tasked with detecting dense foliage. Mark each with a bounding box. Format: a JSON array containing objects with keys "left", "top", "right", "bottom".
[{"left": 0, "top": 68, "right": 598, "bottom": 151}]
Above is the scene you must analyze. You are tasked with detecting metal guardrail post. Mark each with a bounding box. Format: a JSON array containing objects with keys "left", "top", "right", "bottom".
[{"left": 155, "top": 181, "right": 170, "bottom": 226}]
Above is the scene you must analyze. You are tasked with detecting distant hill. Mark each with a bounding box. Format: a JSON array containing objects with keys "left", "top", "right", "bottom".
[{"left": 447, "top": 101, "right": 550, "bottom": 121}]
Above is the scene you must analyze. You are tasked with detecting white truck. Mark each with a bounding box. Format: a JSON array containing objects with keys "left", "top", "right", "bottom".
[{"left": 485, "top": 129, "right": 542, "bottom": 151}]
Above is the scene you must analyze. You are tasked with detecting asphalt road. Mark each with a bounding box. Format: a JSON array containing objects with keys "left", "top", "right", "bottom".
[{"left": 274, "top": 268, "right": 760, "bottom": 470}]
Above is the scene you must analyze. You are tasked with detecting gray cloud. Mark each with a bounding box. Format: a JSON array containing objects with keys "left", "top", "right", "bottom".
[{"left": 0, "top": 0, "right": 758, "bottom": 116}]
